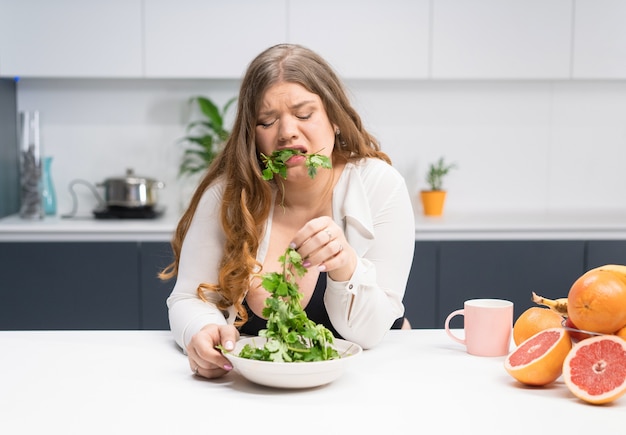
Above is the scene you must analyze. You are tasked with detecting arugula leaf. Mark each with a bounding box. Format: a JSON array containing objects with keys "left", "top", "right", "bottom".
[{"left": 260, "top": 149, "right": 332, "bottom": 180}]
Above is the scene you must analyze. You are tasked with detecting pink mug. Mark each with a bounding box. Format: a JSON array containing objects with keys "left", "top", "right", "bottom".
[{"left": 444, "top": 299, "right": 513, "bottom": 357}]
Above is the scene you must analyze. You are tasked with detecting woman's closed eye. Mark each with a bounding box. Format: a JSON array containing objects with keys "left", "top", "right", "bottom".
[
  {"left": 257, "top": 119, "right": 277, "bottom": 128},
  {"left": 257, "top": 113, "right": 312, "bottom": 128}
]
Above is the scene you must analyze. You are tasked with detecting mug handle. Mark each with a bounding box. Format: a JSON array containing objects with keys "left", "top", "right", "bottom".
[{"left": 444, "top": 309, "right": 466, "bottom": 345}]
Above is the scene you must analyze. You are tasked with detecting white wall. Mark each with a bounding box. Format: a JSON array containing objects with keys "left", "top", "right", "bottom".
[{"left": 16, "top": 78, "right": 626, "bottom": 218}]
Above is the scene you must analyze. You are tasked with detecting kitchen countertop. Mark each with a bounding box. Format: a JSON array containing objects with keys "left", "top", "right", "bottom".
[
  {"left": 0, "top": 212, "right": 180, "bottom": 241},
  {"left": 0, "top": 329, "right": 621, "bottom": 434},
  {"left": 415, "top": 210, "right": 626, "bottom": 240},
  {"left": 1, "top": 210, "right": 626, "bottom": 241}
]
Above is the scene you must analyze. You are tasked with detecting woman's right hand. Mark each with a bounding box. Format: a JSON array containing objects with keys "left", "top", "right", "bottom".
[{"left": 186, "top": 324, "right": 240, "bottom": 379}]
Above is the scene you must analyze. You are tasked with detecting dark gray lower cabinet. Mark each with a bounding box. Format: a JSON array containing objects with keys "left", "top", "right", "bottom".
[
  {"left": 0, "top": 242, "right": 140, "bottom": 329},
  {"left": 403, "top": 240, "right": 597, "bottom": 329},
  {"left": 403, "top": 241, "right": 437, "bottom": 329},
  {"left": 1, "top": 239, "right": 623, "bottom": 330},
  {"left": 140, "top": 242, "right": 174, "bottom": 330},
  {"left": 0, "top": 241, "right": 174, "bottom": 330},
  {"left": 586, "top": 241, "right": 626, "bottom": 268},
  {"left": 436, "top": 241, "right": 586, "bottom": 329}
]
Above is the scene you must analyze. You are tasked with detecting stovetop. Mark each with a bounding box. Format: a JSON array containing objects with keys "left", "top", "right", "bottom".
[{"left": 92, "top": 206, "right": 166, "bottom": 220}]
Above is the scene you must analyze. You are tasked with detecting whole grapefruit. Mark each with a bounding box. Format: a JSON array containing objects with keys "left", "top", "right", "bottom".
[
  {"left": 504, "top": 327, "right": 572, "bottom": 386},
  {"left": 513, "top": 307, "right": 563, "bottom": 346},
  {"left": 563, "top": 335, "right": 626, "bottom": 405},
  {"left": 567, "top": 268, "right": 626, "bottom": 334}
]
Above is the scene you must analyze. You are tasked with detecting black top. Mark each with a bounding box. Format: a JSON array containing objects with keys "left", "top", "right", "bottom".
[{"left": 239, "top": 272, "right": 404, "bottom": 337}]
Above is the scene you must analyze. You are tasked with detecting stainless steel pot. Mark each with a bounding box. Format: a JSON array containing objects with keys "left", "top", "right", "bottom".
[{"left": 97, "top": 168, "right": 165, "bottom": 208}]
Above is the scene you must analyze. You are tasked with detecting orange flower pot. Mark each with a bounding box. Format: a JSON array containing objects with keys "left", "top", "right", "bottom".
[{"left": 420, "top": 190, "right": 447, "bottom": 216}]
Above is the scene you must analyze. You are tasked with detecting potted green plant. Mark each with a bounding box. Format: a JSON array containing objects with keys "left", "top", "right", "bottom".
[
  {"left": 176, "top": 95, "right": 236, "bottom": 211},
  {"left": 178, "top": 95, "right": 237, "bottom": 178},
  {"left": 420, "top": 157, "right": 457, "bottom": 216}
]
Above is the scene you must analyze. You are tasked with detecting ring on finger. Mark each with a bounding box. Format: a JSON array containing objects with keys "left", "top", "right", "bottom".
[
  {"left": 193, "top": 366, "right": 199, "bottom": 375},
  {"left": 325, "top": 229, "right": 332, "bottom": 242}
]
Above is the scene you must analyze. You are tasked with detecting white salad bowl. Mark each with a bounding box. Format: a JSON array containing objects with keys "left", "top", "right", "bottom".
[{"left": 223, "top": 336, "right": 363, "bottom": 389}]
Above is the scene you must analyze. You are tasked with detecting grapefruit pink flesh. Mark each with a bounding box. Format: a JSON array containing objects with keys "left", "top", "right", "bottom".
[
  {"left": 504, "top": 328, "right": 572, "bottom": 386},
  {"left": 563, "top": 335, "right": 626, "bottom": 405}
]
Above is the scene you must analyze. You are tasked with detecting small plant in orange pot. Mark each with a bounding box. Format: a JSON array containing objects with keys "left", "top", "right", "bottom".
[{"left": 420, "top": 157, "right": 457, "bottom": 216}]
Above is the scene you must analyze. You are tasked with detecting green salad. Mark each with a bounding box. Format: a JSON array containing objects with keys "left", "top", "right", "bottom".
[{"left": 238, "top": 247, "right": 340, "bottom": 362}]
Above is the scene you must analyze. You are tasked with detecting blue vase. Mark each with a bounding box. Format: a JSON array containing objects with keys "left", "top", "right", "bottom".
[{"left": 42, "top": 156, "right": 57, "bottom": 216}]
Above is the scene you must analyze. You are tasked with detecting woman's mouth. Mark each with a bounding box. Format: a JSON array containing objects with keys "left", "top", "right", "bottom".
[
  {"left": 286, "top": 154, "right": 306, "bottom": 166},
  {"left": 280, "top": 147, "right": 307, "bottom": 165}
]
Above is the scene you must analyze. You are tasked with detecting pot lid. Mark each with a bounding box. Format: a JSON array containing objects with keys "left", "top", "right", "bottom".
[{"left": 102, "top": 168, "right": 164, "bottom": 187}]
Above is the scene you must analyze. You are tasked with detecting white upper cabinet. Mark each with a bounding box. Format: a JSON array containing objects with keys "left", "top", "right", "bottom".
[
  {"left": 288, "top": 0, "right": 430, "bottom": 79},
  {"left": 0, "top": 0, "right": 142, "bottom": 78},
  {"left": 4, "top": 0, "right": 626, "bottom": 81},
  {"left": 144, "top": 0, "right": 287, "bottom": 78},
  {"left": 572, "top": 0, "right": 626, "bottom": 79},
  {"left": 431, "top": 0, "right": 572, "bottom": 79}
]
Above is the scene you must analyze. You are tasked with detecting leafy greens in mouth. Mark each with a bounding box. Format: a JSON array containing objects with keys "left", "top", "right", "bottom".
[{"left": 260, "top": 149, "right": 332, "bottom": 180}]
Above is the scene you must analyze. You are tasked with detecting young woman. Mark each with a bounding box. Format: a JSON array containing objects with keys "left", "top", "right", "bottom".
[{"left": 161, "top": 44, "right": 415, "bottom": 379}]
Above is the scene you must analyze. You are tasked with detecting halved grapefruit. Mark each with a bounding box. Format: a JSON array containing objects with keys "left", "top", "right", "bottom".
[
  {"left": 504, "top": 327, "right": 572, "bottom": 386},
  {"left": 562, "top": 335, "right": 626, "bottom": 405}
]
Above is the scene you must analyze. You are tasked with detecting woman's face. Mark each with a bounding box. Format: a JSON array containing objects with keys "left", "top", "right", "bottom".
[{"left": 255, "top": 82, "right": 335, "bottom": 177}]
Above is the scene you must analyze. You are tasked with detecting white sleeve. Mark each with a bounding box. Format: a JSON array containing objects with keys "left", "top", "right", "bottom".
[
  {"left": 166, "top": 182, "right": 235, "bottom": 350},
  {"left": 325, "top": 165, "right": 415, "bottom": 349}
]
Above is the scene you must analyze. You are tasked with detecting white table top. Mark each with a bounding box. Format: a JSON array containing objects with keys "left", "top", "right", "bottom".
[{"left": 0, "top": 330, "right": 621, "bottom": 434}]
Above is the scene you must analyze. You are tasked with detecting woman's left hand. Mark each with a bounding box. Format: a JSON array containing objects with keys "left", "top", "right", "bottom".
[{"left": 290, "top": 216, "right": 356, "bottom": 281}]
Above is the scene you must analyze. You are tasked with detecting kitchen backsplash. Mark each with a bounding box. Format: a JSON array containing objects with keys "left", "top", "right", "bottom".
[{"left": 14, "top": 78, "right": 626, "bottom": 219}]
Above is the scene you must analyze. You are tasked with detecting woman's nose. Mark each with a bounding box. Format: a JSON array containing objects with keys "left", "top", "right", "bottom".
[{"left": 278, "top": 117, "right": 298, "bottom": 142}]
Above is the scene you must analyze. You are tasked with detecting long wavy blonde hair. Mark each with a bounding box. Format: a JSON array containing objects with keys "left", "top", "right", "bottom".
[{"left": 159, "top": 44, "right": 390, "bottom": 326}]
